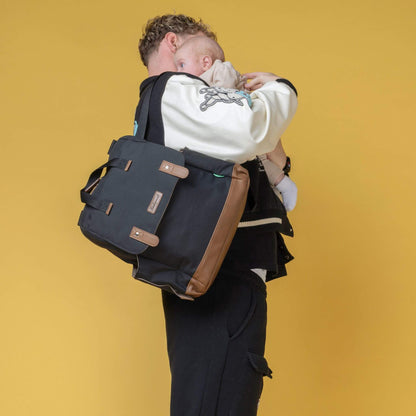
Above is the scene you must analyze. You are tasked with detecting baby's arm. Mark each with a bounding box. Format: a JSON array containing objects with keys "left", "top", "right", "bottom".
[
  {"left": 259, "top": 148, "right": 298, "bottom": 212},
  {"left": 244, "top": 73, "right": 298, "bottom": 211},
  {"left": 265, "top": 140, "right": 287, "bottom": 184},
  {"left": 202, "top": 66, "right": 298, "bottom": 210}
]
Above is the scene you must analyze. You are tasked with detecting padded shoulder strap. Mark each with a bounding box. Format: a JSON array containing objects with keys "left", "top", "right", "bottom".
[{"left": 134, "top": 82, "right": 153, "bottom": 141}]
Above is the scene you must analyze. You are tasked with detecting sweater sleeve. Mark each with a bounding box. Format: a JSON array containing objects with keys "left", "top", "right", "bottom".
[
  {"left": 200, "top": 60, "right": 244, "bottom": 90},
  {"left": 161, "top": 74, "right": 297, "bottom": 164}
]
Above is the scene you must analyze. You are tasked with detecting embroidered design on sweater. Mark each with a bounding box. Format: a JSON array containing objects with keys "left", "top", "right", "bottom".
[{"left": 199, "top": 87, "right": 250, "bottom": 112}]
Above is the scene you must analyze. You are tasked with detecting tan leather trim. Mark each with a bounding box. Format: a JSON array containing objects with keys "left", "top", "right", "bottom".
[
  {"left": 147, "top": 191, "right": 163, "bottom": 214},
  {"left": 124, "top": 160, "right": 132, "bottom": 171},
  {"left": 105, "top": 202, "right": 113, "bottom": 215},
  {"left": 185, "top": 164, "right": 250, "bottom": 298},
  {"left": 129, "top": 226, "right": 159, "bottom": 247},
  {"left": 159, "top": 160, "right": 189, "bottom": 179},
  {"left": 85, "top": 178, "right": 101, "bottom": 194},
  {"left": 238, "top": 217, "right": 282, "bottom": 227}
]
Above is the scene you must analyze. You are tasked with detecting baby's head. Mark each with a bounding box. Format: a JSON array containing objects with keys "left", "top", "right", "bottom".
[{"left": 174, "top": 36, "right": 225, "bottom": 76}]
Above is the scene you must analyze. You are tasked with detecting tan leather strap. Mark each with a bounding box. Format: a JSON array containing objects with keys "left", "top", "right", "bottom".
[
  {"left": 159, "top": 160, "right": 189, "bottom": 179},
  {"left": 129, "top": 227, "right": 159, "bottom": 247}
]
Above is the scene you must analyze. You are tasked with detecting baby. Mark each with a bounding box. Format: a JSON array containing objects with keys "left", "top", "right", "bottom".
[{"left": 174, "top": 36, "right": 297, "bottom": 211}]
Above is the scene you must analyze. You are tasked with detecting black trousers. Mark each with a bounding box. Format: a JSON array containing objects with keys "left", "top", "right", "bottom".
[{"left": 162, "top": 267, "right": 272, "bottom": 416}]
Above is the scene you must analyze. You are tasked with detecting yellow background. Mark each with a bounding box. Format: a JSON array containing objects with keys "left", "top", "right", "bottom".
[{"left": 1, "top": 0, "right": 415, "bottom": 415}]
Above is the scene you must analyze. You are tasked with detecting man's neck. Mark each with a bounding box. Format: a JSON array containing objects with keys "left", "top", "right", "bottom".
[
  {"left": 147, "top": 62, "right": 174, "bottom": 76},
  {"left": 147, "top": 50, "right": 176, "bottom": 76}
]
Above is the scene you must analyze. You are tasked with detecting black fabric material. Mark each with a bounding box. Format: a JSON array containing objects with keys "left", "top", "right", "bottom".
[
  {"left": 81, "top": 157, "right": 129, "bottom": 194},
  {"left": 223, "top": 230, "right": 278, "bottom": 272},
  {"left": 137, "top": 148, "right": 239, "bottom": 292},
  {"left": 227, "top": 157, "right": 294, "bottom": 279},
  {"left": 134, "top": 82, "right": 153, "bottom": 141},
  {"left": 239, "top": 158, "right": 293, "bottom": 237},
  {"left": 79, "top": 137, "right": 184, "bottom": 257},
  {"left": 162, "top": 266, "right": 271, "bottom": 416}
]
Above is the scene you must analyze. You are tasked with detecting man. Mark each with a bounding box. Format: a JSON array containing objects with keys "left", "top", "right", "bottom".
[{"left": 136, "top": 14, "right": 298, "bottom": 416}]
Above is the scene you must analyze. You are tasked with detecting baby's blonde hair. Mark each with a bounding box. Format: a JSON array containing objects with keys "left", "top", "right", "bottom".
[{"left": 179, "top": 36, "right": 225, "bottom": 62}]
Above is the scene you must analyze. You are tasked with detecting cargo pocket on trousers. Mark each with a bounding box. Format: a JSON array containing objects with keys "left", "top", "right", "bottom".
[
  {"left": 228, "top": 352, "right": 273, "bottom": 415},
  {"left": 247, "top": 352, "right": 273, "bottom": 412},
  {"left": 247, "top": 352, "right": 273, "bottom": 379}
]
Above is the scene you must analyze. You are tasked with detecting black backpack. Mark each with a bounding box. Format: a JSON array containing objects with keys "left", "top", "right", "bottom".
[{"left": 78, "top": 82, "right": 249, "bottom": 300}]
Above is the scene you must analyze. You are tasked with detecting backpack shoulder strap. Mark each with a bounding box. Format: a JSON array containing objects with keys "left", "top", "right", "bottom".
[{"left": 134, "top": 82, "right": 154, "bottom": 142}]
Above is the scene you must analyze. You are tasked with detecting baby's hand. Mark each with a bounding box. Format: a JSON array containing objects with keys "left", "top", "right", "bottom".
[{"left": 242, "top": 72, "right": 280, "bottom": 91}]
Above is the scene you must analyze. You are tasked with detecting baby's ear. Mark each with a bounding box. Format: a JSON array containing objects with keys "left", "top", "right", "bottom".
[{"left": 201, "top": 55, "right": 213, "bottom": 71}]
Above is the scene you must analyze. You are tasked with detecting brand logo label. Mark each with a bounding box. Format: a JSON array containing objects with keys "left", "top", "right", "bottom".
[{"left": 147, "top": 191, "right": 163, "bottom": 214}]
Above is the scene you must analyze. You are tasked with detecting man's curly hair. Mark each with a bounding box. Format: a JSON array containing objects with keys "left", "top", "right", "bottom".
[{"left": 139, "top": 14, "right": 217, "bottom": 66}]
